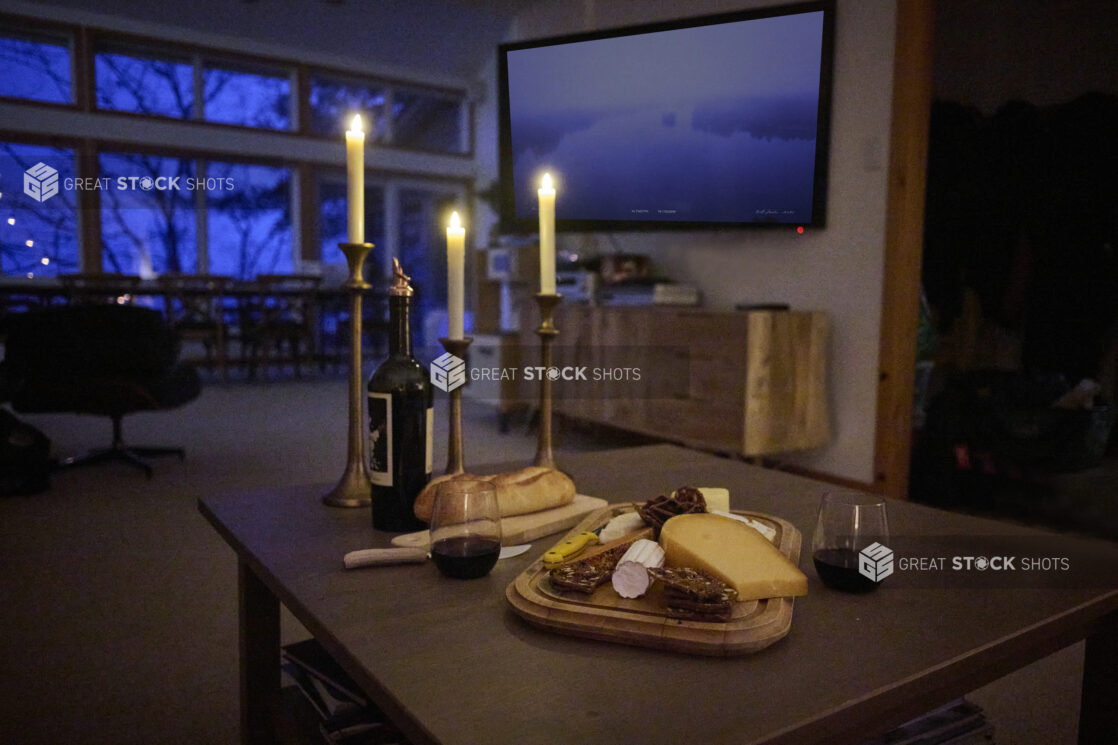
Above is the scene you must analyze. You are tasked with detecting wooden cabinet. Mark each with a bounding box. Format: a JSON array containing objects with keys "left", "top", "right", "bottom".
[{"left": 553, "top": 306, "right": 830, "bottom": 458}]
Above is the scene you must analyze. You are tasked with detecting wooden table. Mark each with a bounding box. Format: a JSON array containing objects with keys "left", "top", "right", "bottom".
[{"left": 198, "top": 444, "right": 1118, "bottom": 745}]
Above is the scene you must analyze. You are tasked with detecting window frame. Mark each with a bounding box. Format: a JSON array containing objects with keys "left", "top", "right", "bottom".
[
  {"left": 0, "top": 135, "right": 81, "bottom": 278},
  {"left": 0, "top": 15, "right": 473, "bottom": 156},
  {"left": 0, "top": 11, "right": 475, "bottom": 277},
  {"left": 92, "top": 41, "right": 197, "bottom": 121},
  {"left": 200, "top": 56, "right": 297, "bottom": 131},
  {"left": 0, "top": 19, "right": 75, "bottom": 109}
]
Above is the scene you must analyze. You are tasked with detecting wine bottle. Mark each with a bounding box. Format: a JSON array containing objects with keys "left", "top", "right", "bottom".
[{"left": 368, "top": 258, "right": 433, "bottom": 532}]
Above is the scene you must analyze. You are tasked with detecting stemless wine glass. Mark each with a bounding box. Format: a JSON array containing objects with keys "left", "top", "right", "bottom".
[
  {"left": 811, "top": 490, "right": 890, "bottom": 593},
  {"left": 428, "top": 478, "right": 502, "bottom": 579}
]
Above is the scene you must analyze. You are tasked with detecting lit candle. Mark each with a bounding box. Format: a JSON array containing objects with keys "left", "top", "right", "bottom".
[
  {"left": 346, "top": 114, "right": 365, "bottom": 244},
  {"left": 538, "top": 172, "right": 556, "bottom": 294},
  {"left": 447, "top": 211, "right": 465, "bottom": 339}
]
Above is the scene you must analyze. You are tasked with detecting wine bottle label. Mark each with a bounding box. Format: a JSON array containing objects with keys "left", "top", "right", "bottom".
[
  {"left": 368, "top": 392, "right": 392, "bottom": 487},
  {"left": 425, "top": 407, "right": 433, "bottom": 475}
]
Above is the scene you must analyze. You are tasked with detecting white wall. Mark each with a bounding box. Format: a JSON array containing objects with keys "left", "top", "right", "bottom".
[{"left": 491, "top": 0, "right": 897, "bottom": 483}]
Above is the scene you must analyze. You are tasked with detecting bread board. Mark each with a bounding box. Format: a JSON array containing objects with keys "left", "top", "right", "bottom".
[
  {"left": 505, "top": 504, "right": 802, "bottom": 656},
  {"left": 390, "top": 494, "right": 608, "bottom": 549}
]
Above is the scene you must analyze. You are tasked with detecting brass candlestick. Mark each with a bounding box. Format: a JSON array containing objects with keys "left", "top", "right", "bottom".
[
  {"left": 323, "top": 242, "right": 374, "bottom": 508},
  {"left": 533, "top": 293, "right": 562, "bottom": 469},
  {"left": 438, "top": 336, "right": 473, "bottom": 475}
]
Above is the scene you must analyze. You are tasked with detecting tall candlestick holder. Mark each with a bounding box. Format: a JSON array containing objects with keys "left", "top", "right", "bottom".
[
  {"left": 438, "top": 336, "right": 473, "bottom": 475},
  {"left": 533, "top": 293, "right": 562, "bottom": 469},
  {"left": 323, "top": 242, "right": 374, "bottom": 507}
]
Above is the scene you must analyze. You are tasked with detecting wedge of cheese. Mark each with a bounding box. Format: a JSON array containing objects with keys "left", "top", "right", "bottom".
[{"left": 660, "top": 513, "right": 807, "bottom": 601}]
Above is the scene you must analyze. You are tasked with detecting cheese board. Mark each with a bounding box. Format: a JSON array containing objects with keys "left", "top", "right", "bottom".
[
  {"left": 505, "top": 503, "right": 802, "bottom": 656},
  {"left": 390, "top": 494, "right": 608, "bottom": 549}
]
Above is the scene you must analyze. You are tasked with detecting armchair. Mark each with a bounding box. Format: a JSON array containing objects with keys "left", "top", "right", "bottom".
[{"left": 0, "top": 305, "right": 202, "bottom": 477}]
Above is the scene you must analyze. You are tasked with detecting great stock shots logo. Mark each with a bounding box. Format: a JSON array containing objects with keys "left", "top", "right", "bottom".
[
  {"left": 431, "top": 352, "right": 467, "bottom": 393},
  {"left": 858, "top": 542, "right": 895, "bottom": 583},
  {"left": 24, "top": 162, "right": 59, "bottom": 203}
]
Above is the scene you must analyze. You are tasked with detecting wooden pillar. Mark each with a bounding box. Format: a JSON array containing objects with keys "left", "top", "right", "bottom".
[{"left": 872, "top": 0, "right": 935, "bottom": 500}]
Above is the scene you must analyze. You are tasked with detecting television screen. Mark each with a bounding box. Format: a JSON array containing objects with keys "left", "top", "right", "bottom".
[{"left": 498, "top": 1, "right": 835, "bottom": 231}]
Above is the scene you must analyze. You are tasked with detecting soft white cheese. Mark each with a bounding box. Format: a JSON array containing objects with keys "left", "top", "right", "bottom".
[
  {"left": 598, "top": 511, "right": 647, "bottom": 543},
  {"left": 711, "top": 510, "right": 778, "bottom": 543}
]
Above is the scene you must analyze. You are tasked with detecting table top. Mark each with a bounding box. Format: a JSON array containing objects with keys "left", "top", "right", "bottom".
[{"left": 199, "top": 444, "right": 1118, "bottom": 745}]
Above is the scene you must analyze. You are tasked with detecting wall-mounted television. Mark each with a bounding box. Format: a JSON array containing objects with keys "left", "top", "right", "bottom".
[{"left": 497, "top": 0, "right": 835, "bottom": 232}]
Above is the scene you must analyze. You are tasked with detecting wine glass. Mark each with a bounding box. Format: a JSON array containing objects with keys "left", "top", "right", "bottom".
[
  {"left": 811, "top": 490, "right": 890, "bottom": 592},
  {"left": 428, "top": 478, "right": 502, "bottom": 579}
]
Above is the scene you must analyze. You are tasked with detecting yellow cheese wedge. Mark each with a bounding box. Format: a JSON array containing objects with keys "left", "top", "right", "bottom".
[{"left": 660, "top": 513, "right": 807, "bottom": 601}]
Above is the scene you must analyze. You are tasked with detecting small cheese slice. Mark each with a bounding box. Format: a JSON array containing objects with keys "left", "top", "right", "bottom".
[
  {"left": 660, "top": 513, "right": 807, "bottom": 601},
  {"left": 697, "top": 487, "right": 730, "bottom": 513}
]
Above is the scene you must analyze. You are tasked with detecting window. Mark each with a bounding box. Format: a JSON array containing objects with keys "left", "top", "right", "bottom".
[
  {"left": 98, "top": 156, "right": 294, "bottom": 279},
  {"left": 309, "top": 74, "right": 389, "bottom": 139},
  {"left": 100, "top": 152, "right": 197, "bottom": 274},
  {"left": 96, "top": 48, "right": 193, "bottom": 118},
  {"left": 203, "top": 63, "right": 291, "bottom": 130},
  {"left": 318, "top": 177, "right": 386, "bottom": 344},
  {"left": 1, "top": 19, "right": 474, "bottom": 286},
  {"left": 398, "top": 186, "right": 458, "bottom": 348},
  {"left": 319, "top": 177, "right": 386, "bottom": 276},
  {"left": 0, "top": 142, "right": 78, "bottom": 276},
  {"left": 0, "top": 29, "right": 71, "bottom": 104},
  {"left": 206, "top": 162, "right": 292, "bottom": 279},
  {"left": 309, "top": 75, "right": 468, "bottom": 153},
  {"left": 392, "top": 89, "right": 465, "bottom": 154}
]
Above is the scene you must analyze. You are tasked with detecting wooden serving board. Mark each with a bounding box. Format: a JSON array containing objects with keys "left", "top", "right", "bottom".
[
  {"left": 390, "top": 494, "right": 608, "bottom": 549},
  {"left": 505, "top": 504, "right": 802, "bottom": 656}
]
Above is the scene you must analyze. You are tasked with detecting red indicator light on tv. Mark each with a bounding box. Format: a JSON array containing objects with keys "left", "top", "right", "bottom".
[{"left": 796, "top": 226, "right": 804, "bottom": 234}]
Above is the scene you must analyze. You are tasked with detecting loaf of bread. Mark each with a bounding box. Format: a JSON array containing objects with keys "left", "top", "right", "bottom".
[{"left": 413, "top": 467, "right": 576, "bottom": 522}]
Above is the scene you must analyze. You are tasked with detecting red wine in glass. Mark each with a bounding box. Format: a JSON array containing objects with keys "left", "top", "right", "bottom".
[
  {"left": 812, "top": 548, "right": 878, "bottom": 593},
  {"left": 431, "top": 535, "right": 500, "bottom": 579},
  {"left": 428, "top": 479, "right": 502, "bottom": 579},
  {"left": 811, "top": 491, "right": 889, "bottom": 593}
]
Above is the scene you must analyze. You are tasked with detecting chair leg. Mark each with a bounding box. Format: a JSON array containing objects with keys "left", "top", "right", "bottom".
[
  {"left": 59, "top": 447, "right": 154, "bottom": 479},
  {"left": 55, "top": 415, "right": 185, "bottom": 479},
  {"left": 216, "top": 326, "right": 228, "bottom": 383},
  {"left": 291, "top": 335, "right": 303, "bottom": 378}
]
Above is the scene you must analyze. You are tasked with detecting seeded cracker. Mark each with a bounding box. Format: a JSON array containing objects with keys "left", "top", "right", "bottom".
[
  {"left": 548, "top": 542, "right": 633, "bottom": 594},
  {"left": 648, "top": 566, "right": 738, "bottom": 622}
]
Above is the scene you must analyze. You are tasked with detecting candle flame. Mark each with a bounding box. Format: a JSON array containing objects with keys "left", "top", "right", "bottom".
[
  {"left": 449, "top": 211, "right": 462, "bottom": 230},
  {"left": 348, "top": 114, "right": 364, "bottom": 134},
  {"left": 541, "top": 172, "right": 553, "bottom": 191}
]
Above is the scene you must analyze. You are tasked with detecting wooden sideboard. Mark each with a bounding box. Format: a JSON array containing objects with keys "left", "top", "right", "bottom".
[{"left": 553, "top": 306, "right": 830, "bottom": 458}]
